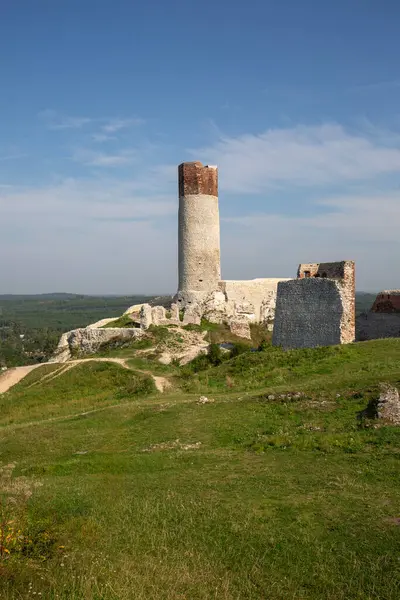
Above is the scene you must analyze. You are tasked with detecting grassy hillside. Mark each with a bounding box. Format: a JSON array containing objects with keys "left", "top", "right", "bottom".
[{"left": 0, "top": 335, "right": 399, "bottom": 599}]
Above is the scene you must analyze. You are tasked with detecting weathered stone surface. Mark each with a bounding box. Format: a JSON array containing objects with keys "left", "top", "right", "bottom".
[
  {"left": 260, "top": 291, "right": 278, "bottom": 331},
  {"left": 273, "top": 261, "right": 355, "bottom": 349},
  {"left": 170, "top": 303, "right": 180, "bottom": 321},
  {"left": 140, "top": 304, "right": 153, "bottom": 330},
  {"left": 182, "top": 303, "right": 202, "bottom": 325},
  {"left": 51, "top": 328, "right": 143, "bottom": 363},
  {"left": 356, "top": 312, "right": 400, "bottom": 341},
  {"left": 123, "top": 303, "right": 145, "bottom": 316},
  {"left": 219, "top": 279, "right": 289, "bottom": 324},
  {"left": 202, "top": 291, "right": 228, "bottom": 323},
  {"left": 151, "top": 306, "right": 166, "bottom": 325},
  {"left": 178, "top": 163, "right": 220, "bottom": 303},
  {"left": 361, "top": 384, "right": 400, "bottom": 425},
  {"left": 229, "top": 320, "right": 251, "bottom": 340},
  {"left": 376, "top": 385, "right": 400, "bottom": 424}
]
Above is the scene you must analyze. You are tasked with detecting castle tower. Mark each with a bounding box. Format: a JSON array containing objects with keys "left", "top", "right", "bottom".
[{"left": 177, "top": 162, "right": 221, "bottom": 305}]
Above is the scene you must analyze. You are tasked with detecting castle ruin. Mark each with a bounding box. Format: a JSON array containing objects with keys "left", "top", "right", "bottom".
[
  {"left": 272, "top": 261, "right": 355, "bottom": 349},
  {"left": 139, "top": 163, "right": 357, "bottom": 347},
  {"left": 142, "top": 161, "right": 290, "bottom": 335},
  {"left": 371, "top": 291, "right": 400, "bottom": 313}
]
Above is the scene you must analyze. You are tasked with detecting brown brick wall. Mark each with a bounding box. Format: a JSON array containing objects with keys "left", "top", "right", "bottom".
[{"left": 178, "top": 162, "right": 218, "bottom": 197}]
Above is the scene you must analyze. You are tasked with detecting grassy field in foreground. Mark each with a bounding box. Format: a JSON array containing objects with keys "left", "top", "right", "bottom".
[{"left": 0, "top": 339, "right": 399, "bottom": 599}]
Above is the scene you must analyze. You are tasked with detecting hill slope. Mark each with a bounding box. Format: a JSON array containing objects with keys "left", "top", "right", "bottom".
[{"left": 0, "top": 335, "right": 399, "bottom": 599}]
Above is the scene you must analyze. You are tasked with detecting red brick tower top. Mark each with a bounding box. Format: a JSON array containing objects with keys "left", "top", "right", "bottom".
[{"left": 178, "top": 162, "right": 218, "bottom": 197}]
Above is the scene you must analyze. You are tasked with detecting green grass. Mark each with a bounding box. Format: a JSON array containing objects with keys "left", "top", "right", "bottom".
[
  {"left": 0, "top": 362, "right": 156, "bottom": 426},
  {"left": 0, "top": 339, "right": 400, "bottom": 598},
  {"left": 125, "top": 356, "right": 179, "bottom": 376},
  {"left": 102, "top": 314, "right": 139, "bottom": 329},
  {"left": 181, "top": 338, "right": 400, "bottom": 394}
]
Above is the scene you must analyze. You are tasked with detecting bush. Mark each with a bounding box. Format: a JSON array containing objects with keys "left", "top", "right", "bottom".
[
  {"left": 208, "top": 343, "right": 223, "bottom": 366},
  {"left": 230, "top": 343, "right": 250, "bottom": 358},
  {"left": 117, "top": 374, "right": 156, "bottom": 398},
  {"left": 258, "top": 339, "right": 269, "bottom": 352}
]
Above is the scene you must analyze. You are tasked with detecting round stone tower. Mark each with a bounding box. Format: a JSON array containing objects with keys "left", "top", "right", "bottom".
[{"left": 177, "top": 161, "right": 221, "bottom": 306}]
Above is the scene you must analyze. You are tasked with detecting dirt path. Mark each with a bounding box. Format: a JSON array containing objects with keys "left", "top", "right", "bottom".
[
  {"left": 0, "top": 365, "right": 42, "bottom": 394},
  {"left": 0, "top": 358, "right": 170, "bottom": 394}
]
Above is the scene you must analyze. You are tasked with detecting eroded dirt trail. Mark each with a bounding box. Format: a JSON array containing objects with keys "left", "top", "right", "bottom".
[
  {"left": 0, "top": 365, "right": 42, "bottom": 394},
  {"left": 0, "top": 358, "right": 171, "bottom": 394}
]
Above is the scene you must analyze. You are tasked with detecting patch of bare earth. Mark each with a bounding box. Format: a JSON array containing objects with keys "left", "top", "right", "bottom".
[{"left": 0, "top": 365, "right": 41, "bottom": 394}]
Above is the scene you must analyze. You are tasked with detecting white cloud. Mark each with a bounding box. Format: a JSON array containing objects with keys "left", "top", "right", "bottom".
[
  {"left": 72, "top": 148, "right": 138, "bottom": 167},
  {"left": 91, "top": 133, "right": 116, "bottom": 143},
  {"left": 0, "top": 175, "right": 177, "bottom": 294},
  {"left": 6, "top": 118, "right": 400, "bottom": 293},
  {"left": 38, "top": 111, "right": 145, "bottom": 134},
  {"left": 196, "top": 123, "right": 400, "bottom": 193},
  {"left": 0, "top": 154, "right": 26, "bottom": 161},
  {"left": 220, "top": 190, "right": 400, "bottom": 291},
  {"left": 39, "top": 109, "right": 92, "bottom": 130},
  {"left": 102, "top": 118, "right": 145, "bottom": 133}
]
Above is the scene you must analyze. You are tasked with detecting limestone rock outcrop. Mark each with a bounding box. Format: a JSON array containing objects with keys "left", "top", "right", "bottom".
[{"left": 51, "top": 327, "right": 144, "bottom": 363}]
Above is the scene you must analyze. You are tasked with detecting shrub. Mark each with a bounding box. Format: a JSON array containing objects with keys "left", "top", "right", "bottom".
[
  {"left": 258, "top": 339, "right": 269, "bottom": 352},
  {"left": 208, "top": 343, "right": 223, "bottom": 366},
  {"left": 117, "top": 374, "right": 156, "bottom": 398},
  {"left": 230, "top": 343, "right": 250, "bottom": 358}
]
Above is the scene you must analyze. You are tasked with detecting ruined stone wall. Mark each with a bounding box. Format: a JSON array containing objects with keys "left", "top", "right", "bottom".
[
  {"left": 273, "top": 260, "right": 355, "bottom": 349},
  {"left": 371, "top": 291, "right": 400, "bottom": 313},
  {"left": 298, "top": 262, "right": 349, "bottom": 279},
  {"left": 177, "top": 162, "right": 220, "bottom": 305},
  {"left": 356, "top": 312, "right": 400, "bottom": 341},
  {"left": 218, "top": 278, "right": 290, "bottom": 327}
]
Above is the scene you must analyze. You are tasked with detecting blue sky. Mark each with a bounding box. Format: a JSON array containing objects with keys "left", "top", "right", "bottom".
[{"left": 1, "top": 0, "right": 400, "bottom": 293}]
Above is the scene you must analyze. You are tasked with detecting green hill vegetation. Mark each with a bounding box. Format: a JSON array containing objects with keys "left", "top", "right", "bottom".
[{"left": 0, "top": 322, "right": 399, "bottom": 599}]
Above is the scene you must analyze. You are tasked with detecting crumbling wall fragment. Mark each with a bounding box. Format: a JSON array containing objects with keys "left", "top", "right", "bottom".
[
  {"left": 273, "top": 260, "right": 355, "bottom": 349},
  {"left": 371, "top": 290, "right": 400, "bottom": 313},
  {"left": 140, "top": 304, "right": 153, "bottom": 330}
]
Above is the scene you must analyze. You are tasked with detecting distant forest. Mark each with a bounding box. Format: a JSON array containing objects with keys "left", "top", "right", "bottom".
[{"left": 0, "top": 292, "right": 376, "bottom": 368}]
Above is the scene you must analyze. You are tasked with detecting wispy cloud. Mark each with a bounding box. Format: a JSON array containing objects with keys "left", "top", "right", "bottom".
[
  {"left": 195, "top": 123, "right": 400, "bottom": 193},
  {"left": 91, "top": 133, "right": 116, "bottom": 143},
  {"left": 0, "top": 173, "right": 177, "bottom": 293},
  {"left": 72, "top": 148, "right": 138, "bottom": 167},
  {"left": 39, "top": 109, "right": 92, "bottom": 130},
  {"left": 0, "top": 153, "right": 27, "bottom": 161},
  {"left": 102, "top": 118, "right": 145, "bottom": 133},
  {"left": 220, "top": 189, "right": 400, "bottom": 290},
  {"left": 348, "top": 79, "right": 400, "bottom": 93}
]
